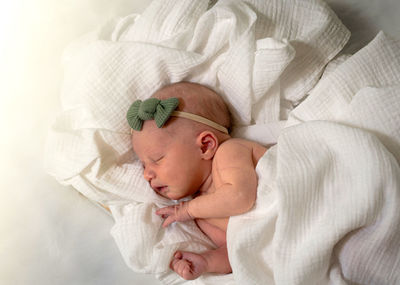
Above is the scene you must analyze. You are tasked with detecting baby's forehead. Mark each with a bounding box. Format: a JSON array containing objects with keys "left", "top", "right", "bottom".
[
  {"left": 131, "top": 130, "right": 169, "bottom": 157},
  {"left": 132, "top": 123, "right": 169, "bottom": 141},
  {"left": 130, "top": 116, "right": 196, "bottom": 149},
  {"left": 132, "top": 120, "right": 177, "bottom": 145}
]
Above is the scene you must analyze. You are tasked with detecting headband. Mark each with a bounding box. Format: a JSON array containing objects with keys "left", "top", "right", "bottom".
[{"left": 126, "top": 97, "right": 229, "bottom": 134}]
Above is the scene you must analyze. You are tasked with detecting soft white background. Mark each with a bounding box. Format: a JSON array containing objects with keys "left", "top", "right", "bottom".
[
  {"left": 0, "top": 0, "right": 399, "bottom": 284},
  {"left": 0, "top": 1, "right": 161, "bottom": 284}
]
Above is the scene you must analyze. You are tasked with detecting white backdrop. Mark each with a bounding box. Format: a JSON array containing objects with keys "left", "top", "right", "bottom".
[
  {"left": 0, "top": 1, "right": 161, "bottom": 284},
  {"left": 0, "top": 0, "right": 399, "bottom": 284}
]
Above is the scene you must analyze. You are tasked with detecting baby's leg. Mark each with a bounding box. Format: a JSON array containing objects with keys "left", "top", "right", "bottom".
[{"left": 170, "top": 247, "right": 231, "bottom": 280}]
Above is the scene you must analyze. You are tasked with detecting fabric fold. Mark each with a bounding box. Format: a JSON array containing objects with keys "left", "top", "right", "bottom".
[{"left": 43, "top": 0, "right": 365, "bottom": 284}]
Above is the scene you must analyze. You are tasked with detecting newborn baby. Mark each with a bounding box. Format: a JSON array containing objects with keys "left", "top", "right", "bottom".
[{"left": 127, "top": 82, "right": 267, "bottom": 280}]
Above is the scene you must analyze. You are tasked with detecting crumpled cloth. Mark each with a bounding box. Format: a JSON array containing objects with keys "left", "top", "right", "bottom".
[
  {"left": 42, "top": 0, "right": 382, "bottom": 284},
  {"left": 228, "top": 32, "right": 400, "bottom": 285}
]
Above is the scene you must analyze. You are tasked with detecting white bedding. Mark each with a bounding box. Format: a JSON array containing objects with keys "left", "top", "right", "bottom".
[
  {"left": 44, "top": 0, "right": 350, "bottom": 283},
  {"left": 229, "top": 32, "right": 400, "bottom": 284},
  {"left": 232, "top": 119, "right": 400, "bottom": 284},
  {"left": 44, "top": 0, "right": 400, "bottom": 284},
  {"left": 2, "top": 0, "right": 400, "bottom": 284}
]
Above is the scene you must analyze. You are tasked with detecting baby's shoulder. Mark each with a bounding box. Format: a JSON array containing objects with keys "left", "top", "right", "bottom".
[
  {"left": 214, "top": 138, "right": 254, "bottom": 161},
  {"left": 217, "top": 138, "right": 252, "bottom": 151},
  {"left": 214, "top": 138, "right": 268, "bottom": 166},
  {"left": 218, "top": 137, "right": 265, "bottom": 151}
]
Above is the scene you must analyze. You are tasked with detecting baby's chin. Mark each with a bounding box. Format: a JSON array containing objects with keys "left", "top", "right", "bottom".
[
  {"left": 166, "top": 191, "right": 189, "bottom": 201},
  {"left": 155, "top": 185, "right": 196, "bottom": 201},
  {"left": 167, "top": 194, "right": 184, "bottom": 201},
  {"left": 155, "top": 189, "right": 181, "bottom": 201},
  {"left": 169, "top": 190, "right": 199, "bottom": 201}
]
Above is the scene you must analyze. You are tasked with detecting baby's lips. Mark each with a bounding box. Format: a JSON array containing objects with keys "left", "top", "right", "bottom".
[{"left": 151, "top": 184, "right": 168, "bottom": 194}]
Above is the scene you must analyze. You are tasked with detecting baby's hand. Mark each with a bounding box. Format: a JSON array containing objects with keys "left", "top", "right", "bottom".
[
  {"left": 156, "top": 201, "right": 193, "bottom": 227},
  {"left": 170, "top": 251, "right": 207, "bottom": 280}
]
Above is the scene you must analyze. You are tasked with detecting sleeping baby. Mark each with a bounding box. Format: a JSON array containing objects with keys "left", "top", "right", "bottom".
[{"left": 127, "top": 82, "right": 268, "bottom": 280}]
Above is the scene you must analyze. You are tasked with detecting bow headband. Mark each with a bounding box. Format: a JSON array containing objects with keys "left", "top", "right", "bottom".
[{"left": 126, "top": 97, "right": 229, "bottom": 134}]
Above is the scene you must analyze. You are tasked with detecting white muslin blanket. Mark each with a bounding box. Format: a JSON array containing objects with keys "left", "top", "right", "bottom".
[
  {"left": 44, "top": 0, "right": 400, "bottom": 284},
  {"left": 228, "top": 32, "right": 400, "bottom": 285}
]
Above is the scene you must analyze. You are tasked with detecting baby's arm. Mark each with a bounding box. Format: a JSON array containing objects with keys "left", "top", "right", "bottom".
[
  {"left": 157, "top": 140, "right": 259, "bottom": 226},
  {"left": 189, "top": 140, "right": 258, "bottom": 218}
]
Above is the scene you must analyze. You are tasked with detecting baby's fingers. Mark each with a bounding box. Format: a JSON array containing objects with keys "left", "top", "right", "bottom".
[
  {"left": 174, "top": 251, "right": 183, "bottom": 259},
  {"left": 162, "top": 215, "right": 176, "bottom": 228},
  {"left": 170, "top": 257, "right": 179, "bottom": 271},
  {"left": 171, "top": 259, "right": 192, "bottom": 280},
  {"left": 155, "top": 206, "right": 175, "bottom": 216}
]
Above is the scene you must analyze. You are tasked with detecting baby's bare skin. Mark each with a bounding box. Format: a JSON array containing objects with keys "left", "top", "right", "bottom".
[
  {"left": 131, "top": 82, "right": 268, "bottom": 280},
  {"left": 200, "top": 138, "right": 267, "bottom": 231},
  {"left": 167, "top": 139, "right": 267, "bottom": 279}
]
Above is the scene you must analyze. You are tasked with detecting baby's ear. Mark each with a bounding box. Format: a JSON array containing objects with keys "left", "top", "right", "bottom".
[{"left": 196, "top": 131, "right": 218, "bottom": 160}]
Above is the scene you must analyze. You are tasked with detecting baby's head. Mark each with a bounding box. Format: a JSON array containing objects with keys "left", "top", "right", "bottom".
[{"left": 129, "top": 82, "right": 231, "bottom": 200}]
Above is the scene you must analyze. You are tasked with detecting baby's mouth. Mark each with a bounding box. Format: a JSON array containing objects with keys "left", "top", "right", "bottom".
[{"left": 153, "top": 185, "right": 168, "bottom": 194}]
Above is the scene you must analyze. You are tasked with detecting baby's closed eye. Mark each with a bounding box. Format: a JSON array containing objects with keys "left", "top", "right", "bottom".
[
  {"left": 140, "top": 155, "right": 164, "bottom": 169},
  {"left": 152, "top": 155, "right": 164, "bottom": 163}
]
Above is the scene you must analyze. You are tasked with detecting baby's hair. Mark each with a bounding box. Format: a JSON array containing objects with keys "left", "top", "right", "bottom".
[{"left": 151, "top": 82, "right": 231, "bottom": 132}]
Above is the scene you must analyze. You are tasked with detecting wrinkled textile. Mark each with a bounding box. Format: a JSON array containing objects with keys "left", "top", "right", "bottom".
[
  {"left": 228, "top": 32, "right": 400, "bottom": 285},
  {"left": 45, "top": 0, "right": 349, "bottom": 205},
  {"left": 229, "top": 120, "right": 400, "bottom": 285},
  {"left": 42, "top": 0, "right": 400, "bottom": 284}
]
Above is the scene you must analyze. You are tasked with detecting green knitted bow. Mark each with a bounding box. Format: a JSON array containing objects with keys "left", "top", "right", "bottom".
[{"left": 126, "top": 97, "right": 179, "bottom": 131}]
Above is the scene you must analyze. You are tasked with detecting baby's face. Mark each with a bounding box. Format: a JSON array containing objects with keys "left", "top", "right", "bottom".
[{"left": 132, "top": 120, "right": 207, "bottom": 200}]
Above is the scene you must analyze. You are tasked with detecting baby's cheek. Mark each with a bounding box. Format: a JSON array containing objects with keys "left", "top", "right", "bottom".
[{"left": 168, "top": 164, "right": 187, "bottom": 184}]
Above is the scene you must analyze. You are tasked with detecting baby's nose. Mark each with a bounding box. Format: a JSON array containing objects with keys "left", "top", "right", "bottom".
[{"left": 143, "top": 167, "right": 155, "bottom": 181}]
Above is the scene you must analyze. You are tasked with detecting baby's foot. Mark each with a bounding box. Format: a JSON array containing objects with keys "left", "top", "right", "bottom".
[{"left": 170, "top": 251, "right": 208, "bottom": 280}]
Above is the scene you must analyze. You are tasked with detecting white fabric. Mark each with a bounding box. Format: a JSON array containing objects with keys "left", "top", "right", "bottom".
[
  {"left": 230, "top": 120, "right": 400, "bottom": 285},
  {"left": 44, "top": 1, "right": 349, "bottom": 283},
  {"left": 3, "top": 0, "right": 398, "bottom": 284},
  {"left": 228, "top": 32, "right": 400, "bottom": 285},
  {"left": 42, "top": 0, "right": 399, "bottom": 284},
  {"left": 45, "top": 0, "right": 349, "bottom": 204}
]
